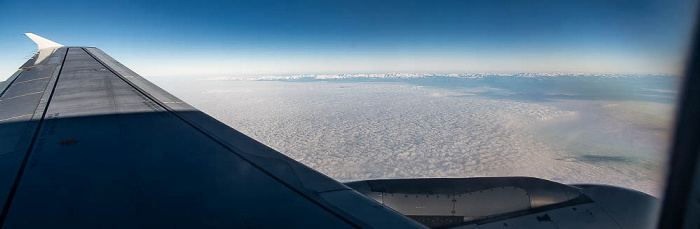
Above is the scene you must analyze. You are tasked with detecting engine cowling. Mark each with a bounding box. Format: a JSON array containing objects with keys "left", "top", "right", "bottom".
[{"left": 345, "top": 177, "right": 658, "bottom": 228}]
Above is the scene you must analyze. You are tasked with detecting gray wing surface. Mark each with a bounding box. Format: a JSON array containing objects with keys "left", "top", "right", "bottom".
[{"left": 0, "top": 39, "right": 424, "bottom": 228}]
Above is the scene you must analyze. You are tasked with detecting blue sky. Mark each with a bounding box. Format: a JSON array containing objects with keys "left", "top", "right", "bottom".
[{"left": 0, "top": 0, "right": 697, "bottom": 80}]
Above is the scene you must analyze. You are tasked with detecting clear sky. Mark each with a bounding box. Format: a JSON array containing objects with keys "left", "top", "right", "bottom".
[{"left": 0, "top": 0, "right": 697, "bottom": 81}]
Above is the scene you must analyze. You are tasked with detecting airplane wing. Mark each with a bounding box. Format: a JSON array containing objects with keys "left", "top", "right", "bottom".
[
  {"left": 0, "top": 34, "right": 425, "bottom": 228},
  {"left": 0, "top": 34, "right": 661, "bottom": 229}
]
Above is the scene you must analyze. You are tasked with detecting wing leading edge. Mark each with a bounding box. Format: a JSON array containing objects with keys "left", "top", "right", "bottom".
[{"left": 0, "top": 34, "right": 424, "bottom": 228}]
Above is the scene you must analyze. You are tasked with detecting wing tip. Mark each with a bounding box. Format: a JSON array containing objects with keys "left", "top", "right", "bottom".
[{"left": 24, "top": 33, "right": 64, "bottom": 50}]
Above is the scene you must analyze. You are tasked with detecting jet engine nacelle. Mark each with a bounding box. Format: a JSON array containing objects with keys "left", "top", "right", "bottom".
[{"left": 345, "top": 177, "right": 658, "bottom": 228}]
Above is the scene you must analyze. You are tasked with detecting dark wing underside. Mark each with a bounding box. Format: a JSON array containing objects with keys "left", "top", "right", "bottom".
[{"left": 0, "top": 45, "right": 424, "bottom": 228}]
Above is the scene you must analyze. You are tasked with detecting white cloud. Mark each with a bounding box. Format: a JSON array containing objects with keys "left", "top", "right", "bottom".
[{"left": 151, "top": 78, "right": 672, "bottom": 196}]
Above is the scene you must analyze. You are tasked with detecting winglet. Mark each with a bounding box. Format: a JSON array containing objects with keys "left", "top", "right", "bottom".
[{"left": 24, "top": 33, "right": 64, "bottom": 50}]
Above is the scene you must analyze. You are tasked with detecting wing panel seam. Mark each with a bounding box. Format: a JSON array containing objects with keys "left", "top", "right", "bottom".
[{"left": 0, "top": 47, "right": 70, "bottom": 228}]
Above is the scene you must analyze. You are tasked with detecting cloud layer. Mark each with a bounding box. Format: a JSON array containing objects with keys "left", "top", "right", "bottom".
[{"left": 152, "top": 77, "right": 674, "bottom": 196}]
